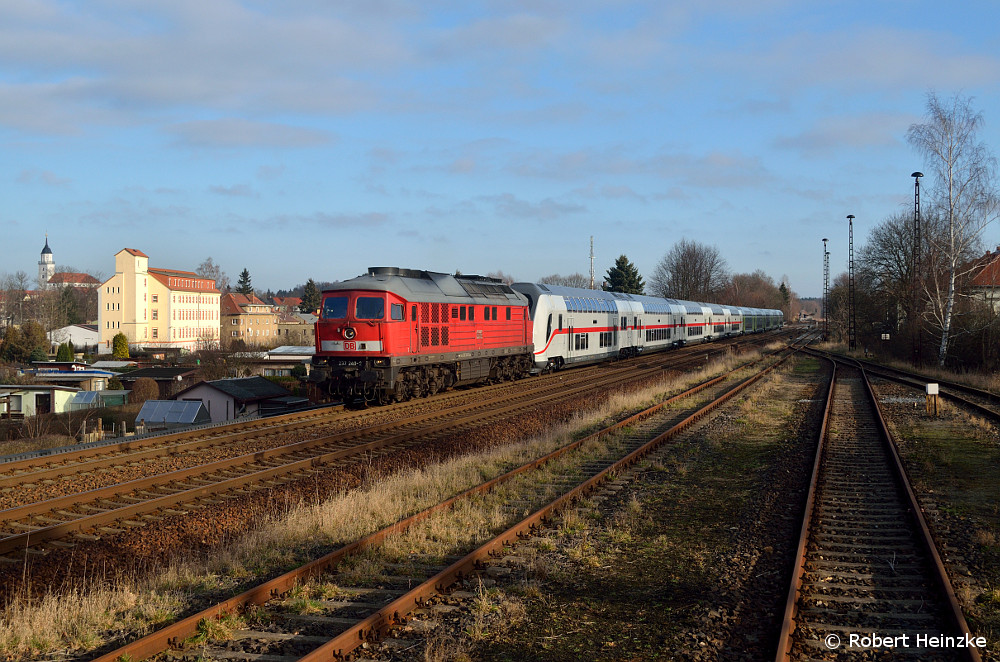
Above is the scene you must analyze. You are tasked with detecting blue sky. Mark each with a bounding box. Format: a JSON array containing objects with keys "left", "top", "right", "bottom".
[{"left": 2, "top": 1, "right": 999, "bottom": 298}]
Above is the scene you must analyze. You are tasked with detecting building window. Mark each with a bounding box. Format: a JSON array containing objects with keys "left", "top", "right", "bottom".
[
  {"left": 151, "top": 294, "right": 158, "bottom": 303},
  {"left": 152, "top": 328, "right": 158, "bottom": 339},
  {"left": 151, "top": 310, "right": 158, "bottom": 320}
]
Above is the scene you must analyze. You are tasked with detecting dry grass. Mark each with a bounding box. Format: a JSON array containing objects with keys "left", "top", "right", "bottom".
[{"left": 0, "top": 349, "right": 764, "bottom": 659}]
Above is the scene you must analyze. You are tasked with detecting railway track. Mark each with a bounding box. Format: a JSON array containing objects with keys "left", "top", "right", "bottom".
[
  {"left": 776, "top": 360, "right": 982, "bottom": 661},
  {"left": 0, "top": 334, "right": 786, "bottom": 560},
  {"left": 90, "top": 337, "right": 798, "bottom": 661}
]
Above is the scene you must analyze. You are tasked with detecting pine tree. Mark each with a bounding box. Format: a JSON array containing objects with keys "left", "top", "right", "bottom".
[
  {"left": 300, "top": 279, "right": 321, "bottom": 313},
  {"left": 603, "top": 255, "right": 645, "bottom": 294},
  {"left": 236, "top": 268, "right": 253, "bottom": 296}
]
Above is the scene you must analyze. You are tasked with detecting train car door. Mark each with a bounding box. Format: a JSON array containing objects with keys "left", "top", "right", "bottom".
[{"left": 410, "top": 304, "right": 419, "bottom": 353}]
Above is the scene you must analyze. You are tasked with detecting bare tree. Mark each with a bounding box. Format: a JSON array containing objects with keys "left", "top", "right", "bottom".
[
  {"left": 650, "top": 239, "right": 728, "bottom": 301},
  {"left": 539, "top": 273, "right": 590, "bottom": 288},
  {"left": 197, "top": 257, "right": 230, "bottom": 292},
  {"left": 487, "top": 270, "right": 516, "bottom": 285},
  {"left": 907, "top": 91, "right": 999, "bottom": 365}
]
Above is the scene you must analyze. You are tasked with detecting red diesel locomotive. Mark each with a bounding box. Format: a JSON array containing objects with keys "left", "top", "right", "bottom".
[{"left": 310, "top": 267, "right": 533, "bottom": 403}]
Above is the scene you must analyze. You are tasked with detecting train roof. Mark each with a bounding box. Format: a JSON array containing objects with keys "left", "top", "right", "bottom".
[
  {"left": 512, "top": 283, "right": 756, "bottom": 316},
  {"left": 321, "top": 267, "right": 528, "bottom": 306}
]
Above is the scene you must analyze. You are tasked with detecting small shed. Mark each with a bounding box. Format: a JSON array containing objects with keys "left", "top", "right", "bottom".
[
  {"left": 172, "top": 376, "right": 308, "bottom": 423},
  {"left": 136, "top": 400, "right": 211, "bottom": 431}
]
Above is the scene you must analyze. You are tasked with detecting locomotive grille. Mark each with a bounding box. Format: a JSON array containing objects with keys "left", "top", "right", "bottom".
[
  {"left": 442, "top": 327, "right": 449, "bottom": 345},
  {"left": 421, "top": 303, "right": 430, "bottom": 323},
  {"left": 421, "top": 327, "right": 429, "bottom": 346},
  {"left": 431, "top": 304, "right": 440, "bottom": 323},
  {"left": 431, "top": 327, "right": 440, "bottom": 346}
]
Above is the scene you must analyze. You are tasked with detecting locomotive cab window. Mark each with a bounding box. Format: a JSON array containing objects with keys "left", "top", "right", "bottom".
[
  {"left": 411, "top": 305, "right": 417, "bottom": 321},
  {"left": 356, "top": 297, "right": 385, "bottom": 320},
  {"left": 506, "top": 307, "right": 511, "bottom": 320},
  {"left": 391, "top": 304, "right": 404, "bottom": 321},
  {"left": 322, "top": 296, "right": 348, "bottom": 320}
]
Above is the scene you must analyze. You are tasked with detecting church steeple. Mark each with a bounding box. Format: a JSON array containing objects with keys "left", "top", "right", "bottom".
[{"left": 38, "top": 234, "right": 55, "bottom": 288}]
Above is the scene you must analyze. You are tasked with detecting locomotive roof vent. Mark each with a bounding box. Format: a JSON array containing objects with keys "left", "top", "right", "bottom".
[{"left": 368, "top": 267, "right": 430, "bottom": 279}]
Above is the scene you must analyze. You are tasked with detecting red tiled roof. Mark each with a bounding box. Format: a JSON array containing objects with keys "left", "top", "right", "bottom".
[
  {"left": 221, "top": 292, "right": 268, "bottom": 315},
  {"left": 122, "top": 248, "right": 149, "bottom": 258},
  {"left": 274, "top": 297, "right": 302, "bottom": 307},
  {"left": 48, "top": 272, "right": 100, "bottom": 285}
]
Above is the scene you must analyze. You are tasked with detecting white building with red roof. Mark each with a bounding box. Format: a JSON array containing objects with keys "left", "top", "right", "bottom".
[{"left": 98, "top": 248, "right": 221, "bottom": 354}]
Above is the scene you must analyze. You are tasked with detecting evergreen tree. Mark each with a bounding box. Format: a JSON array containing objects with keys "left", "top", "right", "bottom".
[
  {"left": 112, "top": 332, "right": 130, "bottom": 359},
  {"left": 603, "top": 255, "right": 645, "bottom": 294},
  {"left": 300, "top": 279, "right": 321, "bottom": 313},
  {"left": 236, "top": 268, "right": 254, "bottom": 296},
  {"left": 56, "top": 342, "right": 74, "bottom": 361}
]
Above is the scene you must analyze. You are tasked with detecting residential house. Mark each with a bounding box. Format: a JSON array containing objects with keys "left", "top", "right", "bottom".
[
  {"left": 30, "top": 361, "right": 115, "bottom": 391},
  {"left": 222, "top": 293, "right": 280, "bottom": 346},
  {"left": 116, "top": 366, "right": 201, "bottom": 399},
  {"left": 173, "top": 376, "right": 308, "bottom": 423},
  {"left": 98, "top": 248, "right": 221, "bottom": 354},
  {"left": 47, "top": 272, "right": 101, "bottom": 289},
  {"left": 969, "top": 246, "right": 1000, "bottom": 311},
  {"left": 272, "top": 296, "right": 302, "bottom": 314},
  {"left": 276, "top": 311, "right": 316, "bottom": 345},
  {"left": 0, "top": 384, "right": 79, "bottom": 418}
]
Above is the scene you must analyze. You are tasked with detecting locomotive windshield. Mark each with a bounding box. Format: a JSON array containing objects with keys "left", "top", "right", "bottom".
[
  {"left": 322, "top": 296, "right": 348, "bottom": 319},
  {"left": 356, "top": 296, "right": 385, "bottom": 320}
]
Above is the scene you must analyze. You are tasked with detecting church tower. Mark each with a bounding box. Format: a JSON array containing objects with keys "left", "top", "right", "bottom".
[{"left": 38, "top": 235, "right": 55, "bottom": 289}]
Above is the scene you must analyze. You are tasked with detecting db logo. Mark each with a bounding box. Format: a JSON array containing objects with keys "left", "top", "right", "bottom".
[{"left": 344, "top": 341, "right": 357, "bottom": 351}]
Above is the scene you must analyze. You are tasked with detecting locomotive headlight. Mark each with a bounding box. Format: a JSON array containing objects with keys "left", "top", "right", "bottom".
[
  {"left": 373, "top": 358, "right": 389, "bottom": 367},
  {"left": 343, "top": 326, "right": 356, "bottom": 340}
]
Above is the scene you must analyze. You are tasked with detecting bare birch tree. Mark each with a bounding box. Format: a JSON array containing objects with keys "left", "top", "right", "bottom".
[{"left": 907, "top": 91, "right": 999, "bottom": 365}]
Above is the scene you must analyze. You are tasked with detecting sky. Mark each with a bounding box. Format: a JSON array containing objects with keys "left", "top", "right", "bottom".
[{"left": 2, "top": 1, "right": 999, "bottom": 299}]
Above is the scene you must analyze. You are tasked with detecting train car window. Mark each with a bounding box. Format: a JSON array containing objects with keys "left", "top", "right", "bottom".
[
  {"left": 484, "top": 307, "right": 490, "bottom": 321},
  {"left": 469, "top": 306, "right": 475, "bottom": 321},
  {"left": 460, "top": 306, "right": 466, "bottom": 321},
  {"left": 356, "top": 297, "right": 385, "bottom": 320},
  {"left": 411, "top": 305, "right": 417, "bottom": 321},
  {"left": 391, "top": 304, "right": 404, "bottom": 321},
  {"left": 506, "top": 307, "right": 511, "bottom": 320},
  {"left": 492, "top": 306, "right": 498, "bottom": 319},
  {"left": 322, "top": 296, "right": 348, "bottom": 320},
  {"left": 558, "top": 314, "right": 563, "bottom": 330},
  {"left": 546, "top": 314, "right": 552, "bottom": 341}
]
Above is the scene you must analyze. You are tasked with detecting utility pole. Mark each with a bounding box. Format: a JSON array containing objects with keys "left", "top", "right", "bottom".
[{"left": 589, "top": 236, "right": 595, "bottom": 289}]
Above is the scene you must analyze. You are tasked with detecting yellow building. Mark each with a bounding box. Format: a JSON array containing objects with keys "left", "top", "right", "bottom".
[
  {"left": 98, "top": 248, "right": 221, "bottom": 354},
  {"left": 221, "top": 293, "right": 280, "bottom": 346}
]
